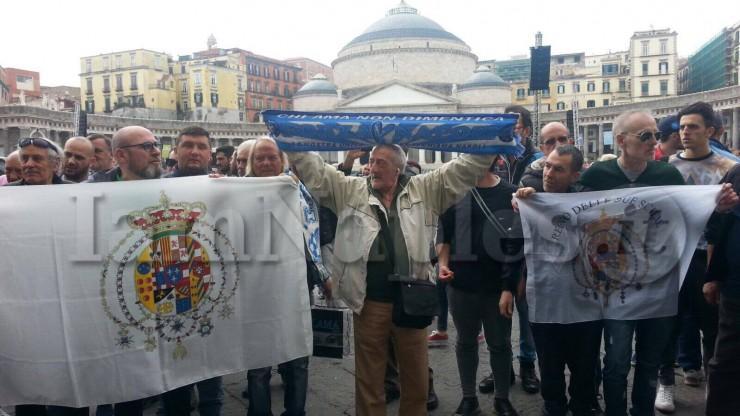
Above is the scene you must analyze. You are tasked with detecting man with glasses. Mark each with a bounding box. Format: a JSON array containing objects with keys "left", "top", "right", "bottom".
[
  {"left": 87, "top": 134, "right": 115, "bottom": 174},
  {"left": 520, "top": 122, "right": 573, "bottom": 192},
  {"left": 9, "top": 137, "right": 69, "bottom": 416},
  {"left": 7, "top": 137, "right": 70, "bottom": 186},
  {"left": 88, "top": 126, "right": 161, "bottom": 182},
  {"left": 62, "top": 137, "right": 94, "bottom": 183},
  {"left": 654, "top": 102, "right": 738, "bottom": 413},
  {"left": 578, "top": 110, "right": 736, "bottom": 416}
]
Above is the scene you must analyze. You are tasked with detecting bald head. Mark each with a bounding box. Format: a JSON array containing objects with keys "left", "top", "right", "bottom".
[
  {"left": 111, "top": 126, "right": 162, "bottom": 181},
  {"left": 112, "top": 126, "right": 156, "bottom": 150},
  {"left": 539, "top": 122, "right": 571, "bottom": 156},
  {"left": 62, "top": 137, "right": 94, "bottom": 182},
  {"left": 4, "top": 150, "right": 22, "bottom": 183}
]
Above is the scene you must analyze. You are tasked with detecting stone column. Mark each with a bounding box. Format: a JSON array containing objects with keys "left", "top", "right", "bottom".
[
  {"left": 598, "top": 123, "right": 604, "bottom": 157},
  {"left": 733, "top": 107, "right": 740, "bottom": 150}
]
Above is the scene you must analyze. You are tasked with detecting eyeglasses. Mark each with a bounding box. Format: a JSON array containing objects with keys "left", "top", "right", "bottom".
[
  {"left": 118, "top": 141, "right": 162, "bottom": 152},
  {"left": 18, "top": 137, "right": 61, "bottom": 154},
  {"left": 542, "top": 136, "right": 569, "bottom": 146},
  {"left": 626, "top": 131, "right": 662, "bottom": 142}
]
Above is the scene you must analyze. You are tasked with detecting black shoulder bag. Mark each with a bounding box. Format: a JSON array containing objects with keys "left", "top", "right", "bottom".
[{"left": 373, "top": 206, "right": 438, "bottom": 329}]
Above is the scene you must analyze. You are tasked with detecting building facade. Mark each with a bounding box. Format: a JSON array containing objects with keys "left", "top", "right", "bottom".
[
  {"left": 0, "top": 66, "right": 9, "bottom": 105},
  {"left": 243, "top": 54, "right": 302, "bottom": 122},
  {"left": 682, "top": 22, "right": 740, "bottom": 94},
  {"left": 284, "top": 57, "right": 334, "bottom": 84},
  {"left": 80, "top": 49, "right": 177, "bottom": 119},
  {"left": 3, "top": 68, "right": 41, "bottom": 104},
  {"left": 629, "top": 29, "right": 679, "bottom": 102}
]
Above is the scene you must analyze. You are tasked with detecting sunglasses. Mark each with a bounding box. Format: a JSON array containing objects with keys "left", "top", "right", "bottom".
[
  {"left": 627, "top": 131, "right": 663, "bottom": 142},
  {"left": 18, "top": 137, "right": 61, "bottom": 154},
  {"left": 118, "top": 141, "right": 162, "bottom": 152},
  {"left": 542, "top": 136, "right": 569, "bottom": 146}
]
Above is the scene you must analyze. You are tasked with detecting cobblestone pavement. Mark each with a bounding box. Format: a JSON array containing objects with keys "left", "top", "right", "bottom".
[{"left": 2, "top": 313, "right": 706, "bottom": 415}]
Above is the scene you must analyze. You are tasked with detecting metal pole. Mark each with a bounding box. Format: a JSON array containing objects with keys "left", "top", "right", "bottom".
[{"left": 534, "top": 91, "right": 541, "bottom": 145}]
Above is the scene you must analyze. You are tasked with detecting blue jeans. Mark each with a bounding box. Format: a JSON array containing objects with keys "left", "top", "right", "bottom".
[
  {"left": 247, "top": 356, "right": 309, "bottom": 416},
  {"left": 516, "top": 295, "right": 537, "bottom": 364},
  {"left": 603, "top": 317, "right": 674, "bottom": 416},
  {"left": 161, "top": 376, "right": 223, "bottom": 416}
]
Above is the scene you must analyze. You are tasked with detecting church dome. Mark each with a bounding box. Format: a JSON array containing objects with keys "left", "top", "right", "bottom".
[
  {"left": 294, "top": 74, "right": 338, "bottom": 96},
  {"left": 459, "top": 66, "right": 509, "bottom": 90},
  {"left": 342, "top": 1, "right": 465, "bottom": 49}
]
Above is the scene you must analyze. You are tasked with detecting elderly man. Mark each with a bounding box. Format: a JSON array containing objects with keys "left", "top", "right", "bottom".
[
  {"left": 8, "top": 137, "right": 69, "bottom": 416},
  {"left": 288, "top": 144, "right": 493, "bottom": 416},
  {"left": 246, "top": 137, "right": 328, "bottom": 416},
  {"left": 62, "top": 137, "right": 94, "bottom": 183},
  {"left": 516, "top": 146, "right": 603, "bottom": 416},
  {"left": 578, "top": 110, "right": 737, "bottom": 416},
  {"left": 1, "top": 150, "right": 22, "bottom": 184},
  {"left": 87, "top": 133, "right": 115, "bottom": 174},
  {"left": 234, "top": 139, "right": 256, "bottom": 177},
  {"left": 520, "top": 122, "right": 572, "bottom": 191},
  {"left": 158, "top": 126, "right": 224, "bottom": 416}
]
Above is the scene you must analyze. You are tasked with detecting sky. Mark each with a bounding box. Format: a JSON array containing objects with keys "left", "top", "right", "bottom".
[{"left": 1, "top": 0, "right": 738, "bottom": 86}]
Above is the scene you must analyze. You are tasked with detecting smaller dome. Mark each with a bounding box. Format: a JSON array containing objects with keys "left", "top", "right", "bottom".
[
  {"left": 459, "top": 65, "right": 508, "bottom": 90},
  {"left": 295, "top": 74, "right": 338, "bottom": 96}
]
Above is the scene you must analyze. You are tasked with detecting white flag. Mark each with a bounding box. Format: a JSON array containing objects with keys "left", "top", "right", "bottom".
[
  {"left": 0, "top": 176, "right": 312, "bottom": 406},
  {"left": 517, "top": 185, "right": 720, "bottom": 324}
]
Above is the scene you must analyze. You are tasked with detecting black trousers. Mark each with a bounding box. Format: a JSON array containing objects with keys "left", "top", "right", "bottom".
[
  {"left": 531, "top": 321, "right": 603, "bottom": 416},
  {"left": 706, "top": 295, "right": 740, "bottom": 416}
]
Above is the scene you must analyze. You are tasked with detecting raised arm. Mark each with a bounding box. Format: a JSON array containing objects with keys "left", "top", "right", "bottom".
[
  {"left": 287, "top": 151, "right": 361, "bottom": 214},
  {"left": 414, "top": 154, "right": 495, "bottom": 215}
]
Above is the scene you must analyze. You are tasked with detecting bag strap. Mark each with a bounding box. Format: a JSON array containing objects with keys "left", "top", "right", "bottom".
[
  {"left": 470, "top": 188, "right": 508, "bottom": 235},
  {"left": 372, "top": 205, "right": 397, "bottom": 274}
]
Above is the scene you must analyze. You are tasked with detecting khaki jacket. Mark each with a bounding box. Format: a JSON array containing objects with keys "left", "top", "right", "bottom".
[{"left": 288, "top": 151, "right": 495, "bottom": 313}]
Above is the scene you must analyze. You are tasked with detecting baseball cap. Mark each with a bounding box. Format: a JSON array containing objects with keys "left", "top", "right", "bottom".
[{"left": 658, "top": 115, "right": 679, "bottom": 140}]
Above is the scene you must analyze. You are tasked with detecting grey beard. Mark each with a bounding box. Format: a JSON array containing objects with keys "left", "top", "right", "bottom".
[{"left": 137, "top": 164, "right": 162, "bottom": 179}]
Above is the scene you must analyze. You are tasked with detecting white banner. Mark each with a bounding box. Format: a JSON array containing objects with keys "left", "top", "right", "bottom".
[
  {"left": 0, "top": 176, "right": 312, "bottom": 406},
  {"left": 518, "top": 185, "right": 720, "bottom": 324}
]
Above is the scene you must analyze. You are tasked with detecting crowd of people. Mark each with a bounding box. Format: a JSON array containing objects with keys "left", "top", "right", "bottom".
[{"left": 1, "top": 101, "right": 739, "bottom": 416}]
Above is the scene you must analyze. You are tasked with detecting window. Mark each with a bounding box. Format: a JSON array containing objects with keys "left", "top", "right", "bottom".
[
  {"left": 516, "top": 88, "right": 526, "bottom": 99},
  {"left": 248, "top": 64, "right": 254, "bottom": 74},
  {"left": 103, "top": 56, "right": 110, "bottom": 70},
  {"left": 181, "top": 65, "right": 186, "bottom": 74},
  {"left": 641, "top": 40, "right": 649, "bottom": 56},
  {"left": 528, "top": 89, "right": 535, "bottom": 96},
  {"left": 572, "top": 82, "right": 580, "bottom": 93},
  {"left": 238, "top": 78, "right": 243, "bottom": 92},
  {"left": 284, "top": 85, "right": 290, "bottom": 96},
  {"left": 660, "top": 80, "right": 669, "bottom": 95},
  {"left": 85, "top": 100, "right": 94, "bottom": 113},
  {"left": 115, "top": 74, "right": 123, "bottom": 91},
  {"left": 587, "top": 100, "right": 595, "bottom": 108},
  {"left": 103, "top": 76, "right": 110, "bottom": 93},
  {"left": 587, "top": 82, "right": 595, "bottom": 92},
  {"left": 155, "top": 55, "right": 161, "bottom": 68},
  {"left": 557, "top": 84, "right": 565, "bottom": 94},
  {"left": 181, "top": 82, "right": 187, "bottom": 93},
  {"left": 85, "top": 59, "right": 92, "bottom": 73},
  {"left": 542, "top": 89, "right": 550, "bottom": 98},
  {"left": 556, "top": 102, "right": 565, "bottom": 110},
  {"left": 264, "top": 66, "right": 269, "bottom": 78},
  {"left": 602, "top": 81, "right": 610, "bottom": 93},
  {"left": 194, "top": 72, "right": 202, "bottom": 86},
  {"left": 659, "top": 61, "right": 668, "bottom": 74},
  {"left": 274, "top": 68, "right": 279, "bottom": 79},
  {"left": 265, "top": 83, "right": 271, "bottom": 94},
  {"left": 642, "top": 62, "right": 649, "bottom": 76},
  {"left": 619, "top": 79, "right": 626, "bottom": 92},
  {"left": 86, "top": 78, "right": 93, "bottom": 94},
  {"left": 130, "top": 73, "right": 138, "bottom": 90},
  {"left": 210, "top": 72, "right": 216, "bottom": 86},
  {"left": 603, "top": 99, "right": 609, "bottom": 106},
  {"left": 129, "top": 52, "right": 136, "bottom": 66},
  {"left": 602, "top": 64, "right": 619, "bottom": 76},
  {"left": 284, "top": 71, "right": 289, "bottom": 81},
  {"left": 660, "top": 39, "right": 668, "bottom": 55},
  {"left": 104, "top": 96, "right": 111, "bottom": 113},
  {"left": 248, "top": 80, "right": 253, "bottom": 92},
  {"left": 183, "top": 100, "right": 189, "bottom": 111},
  {"left": 641, "top": 81, "right": 649, "bottom": 96},
  {"left": 256, "top": 82, "right": 261, "bottom": 93},
  {"left": 557, "top": 57, "right": 564, "bottom": 64}
]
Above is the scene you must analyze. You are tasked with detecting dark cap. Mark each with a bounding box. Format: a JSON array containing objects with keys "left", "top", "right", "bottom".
[
  {"left": 658, "top": 115, "right": 679, "bottom": 140},
  {"left": 713, "top": 111, "right": 724, "bottom": 131}
]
